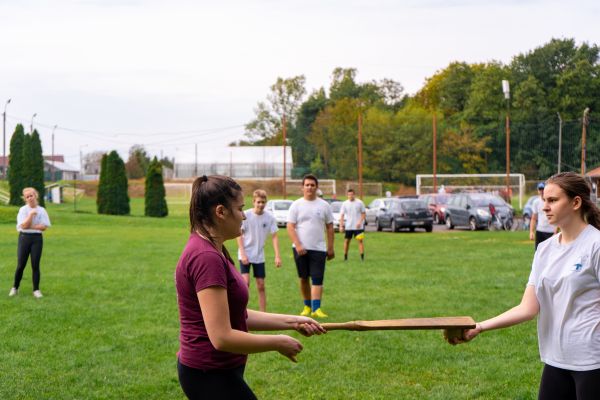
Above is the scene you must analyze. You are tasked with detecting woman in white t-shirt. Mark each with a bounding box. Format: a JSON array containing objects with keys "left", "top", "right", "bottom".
[
  {"left": 447, "top": 172, "right": 600, "bottom": 399},
  {"left": 9, "top": 187, "right": 51, "bottom": 298}
]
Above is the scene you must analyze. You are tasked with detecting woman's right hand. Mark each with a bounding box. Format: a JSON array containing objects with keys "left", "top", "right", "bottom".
[
  {"left": 444, "top": 323, "right": 483, "bottom": 345},
  {"left": 275, "top": 334, "right": 303, "bottom": 362}
]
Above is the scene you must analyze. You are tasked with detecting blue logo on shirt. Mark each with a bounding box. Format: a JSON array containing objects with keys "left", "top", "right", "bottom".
[{"left": 574, "top": 263, "right": 583, "bottom": 272}]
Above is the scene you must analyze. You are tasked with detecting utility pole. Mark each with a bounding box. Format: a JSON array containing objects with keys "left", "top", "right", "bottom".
[
  {"left": 557, "top": 112, "right": 562, "bottom": 174},
  {"left": 30, "top": 113, "right": 37, "bottom": 134},
  {"left": 357, "top": 112, "right": 363, "bottom": 199},
  {"left": 502, "top": 80, "right": 511, "bottom": 201},
  {"left": 2, "top": 98, "right": 10, "bottom": 179},
  {"left": 282, "top": 114, "right": 287, "bottom": 199},
  {"left": 581, "top": 108, "right": 590, "bottom": 174},
  {"left": 432, "top": 113, "right": 437, "bottom": 193}
]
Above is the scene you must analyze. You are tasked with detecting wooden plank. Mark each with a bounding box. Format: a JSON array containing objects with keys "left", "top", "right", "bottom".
[{"left": 321, "top": 316, "right": 475, "bottom": 331}]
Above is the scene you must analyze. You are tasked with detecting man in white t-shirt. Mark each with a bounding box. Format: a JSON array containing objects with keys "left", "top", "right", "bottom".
[
  {"left": 236, "top": 189, "right": 281, "bottom": 312},
  {"left": 530, "top": 182, "right": 556, "bottom": 250},
  {"left": 287, "top": 174, "right": 334, "bottom": 319},
  {"left": 339, "top": 188, "right": 366, "bottom": 261}
]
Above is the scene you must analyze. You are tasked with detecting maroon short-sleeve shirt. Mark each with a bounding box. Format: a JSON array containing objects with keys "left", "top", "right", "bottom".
[{"left": 176, "top": 234, "right": 249, "bottom": 370}]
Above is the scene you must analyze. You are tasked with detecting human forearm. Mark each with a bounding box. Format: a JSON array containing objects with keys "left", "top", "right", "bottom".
[
  {"left": 19, "top": 214, "right": 35, "bottom": 229},
  {"left": 287, "top": 223, "right": 302, "bottom": 248},
  {"left": 247, "top": 310, "right": 325, "bottom": 337},
  {"left": 472, "top": 286, "right": 539, "bottom": 335},
  {"left": 326, "top": 224, "right": 334, "bottom": 251},
  {"left": 272, "top": 234, "right": 281, "bottom": 259},
  {"left": 210, "top": 327, "right": 290, "bottom": 355}
]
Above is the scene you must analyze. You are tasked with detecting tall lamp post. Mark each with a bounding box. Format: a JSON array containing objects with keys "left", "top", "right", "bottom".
[
  {"left": 502, "top": 80, "right": 511, "bottom": 201},
  {"left": 2, "top": 98, "right": 10, "bottom": 179},
  {"left": 30, "top": 113, "right": 37, "bottom": 134}
]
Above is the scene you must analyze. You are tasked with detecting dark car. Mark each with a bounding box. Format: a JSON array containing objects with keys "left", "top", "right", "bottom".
[
  {"left": 419, "top": 193, "right": 451, "bottom": 224},
  {"left": 376, "top": 198, "right": 433, "bottom": 232},
  {"left": 444, "top": 193, "right": 514, "bottom": 231}
]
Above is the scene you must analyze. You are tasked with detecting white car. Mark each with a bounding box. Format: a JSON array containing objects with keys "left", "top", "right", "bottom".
[
  {"left": 265, "top": 199, "right": 294, "bottom": 227},
  {"left": 329, "top": 201, "right": 343, "bottom": 232}
]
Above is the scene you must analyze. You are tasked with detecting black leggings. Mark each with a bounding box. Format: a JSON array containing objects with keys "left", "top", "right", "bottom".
[
  {"left": 14, "top": 233, "right": 43, "bottom": 291},
  {"left": 538, "top": 364, "right": 600, "bottom": 400},
  {"left": 177, "top": 359, "right": 257, "bottom": 400}
]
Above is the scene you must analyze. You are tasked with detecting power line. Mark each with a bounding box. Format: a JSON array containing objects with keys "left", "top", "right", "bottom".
[{"left": 6, "top": 113, "right": 246, "bottom": 137}]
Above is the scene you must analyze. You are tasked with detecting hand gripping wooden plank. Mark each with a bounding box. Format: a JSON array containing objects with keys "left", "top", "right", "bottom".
[{"left": 321, "top": 316, "right": 475, "bottom": 333}]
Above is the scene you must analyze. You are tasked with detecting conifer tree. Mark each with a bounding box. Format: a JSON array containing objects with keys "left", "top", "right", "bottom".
[
  {"left": 97, "top": 153, "right": 108, "bottom": 214},
  {"left": 144, "top": 157, "right": 168, "bottom": 217},
  {"left": 8, "top": 124, "right": 25, "bottom": 205},
  {"left": 30, "top": 130, "right": 45, "bottom": 207},
  {"left": 100, "top": 151, "right": 130, "bottom": 215}
]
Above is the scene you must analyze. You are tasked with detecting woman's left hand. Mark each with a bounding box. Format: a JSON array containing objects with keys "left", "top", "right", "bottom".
[{"left": 293, "top": 317, "right": 326, "bottom": 337}]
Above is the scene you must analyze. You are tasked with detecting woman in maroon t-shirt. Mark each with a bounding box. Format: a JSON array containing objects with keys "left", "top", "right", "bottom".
[{"left": 176, "top": 175, "right": 325, "bottom": 399}]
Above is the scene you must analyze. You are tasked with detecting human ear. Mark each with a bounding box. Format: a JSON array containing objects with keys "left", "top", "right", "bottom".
[
  {"left": 214, "top": 204, "right": 227, "bottom": 220},
  {"left": 572, "top": 196, "right": 582, "bottom": 211}
]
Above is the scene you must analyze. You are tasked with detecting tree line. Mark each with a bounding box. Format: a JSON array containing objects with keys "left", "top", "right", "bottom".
[
  {"left": 95, "top": 151, "right": 168, "bottom": 217},
  {"left": 240, "top": 38, "right": 600, "bottom": 184},
  {"left": 7, "top": 129, "right": 167, "bottom": 217}
]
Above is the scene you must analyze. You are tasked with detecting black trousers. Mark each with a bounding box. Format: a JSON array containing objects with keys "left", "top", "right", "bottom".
[
  {"left": 14, "top": 232, "right": 43, "bottom": 291},
  {"left": 177, "top": 359, "right": 257, "bottom": 400},
  {"left": 538, "top": 364, "right": 600, "bottom": 400}
]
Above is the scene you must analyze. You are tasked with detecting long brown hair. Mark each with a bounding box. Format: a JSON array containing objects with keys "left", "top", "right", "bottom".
[
  {"left": 189, "top": 175, "right": 242, "bottom": 263},
  {"left": 546, "top": 172, "right": 600, "bottom": 229}
]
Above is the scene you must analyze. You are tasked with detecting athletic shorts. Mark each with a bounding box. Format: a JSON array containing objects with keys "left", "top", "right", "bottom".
[
  {"left": 293, "top": 248, "right": 326, "bottom": 285},
  {"left": 344, "top": 229, "right": 364, "bottom": 240},
  {"left": 239, "top": 261, "right": 266, "bottom": 278}
]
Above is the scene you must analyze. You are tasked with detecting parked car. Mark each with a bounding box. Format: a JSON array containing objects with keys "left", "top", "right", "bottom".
[
  {"left": 330, "top": 201, "right": 343, "bottom": 232},
  {"left": 419, "top": 193, "right": 451, "bottom": 224},
  {"left": 365, "top": 197, "right": 395, "bottom": 226},
  {"left": 522, "top": 195, "right": 539, "bottom": 229},
  {"left": 444, "top": 193, "right": 514, "bottom": 231},
  {"left": 265, "top": 199, "right": 293, "bottom": 227},
  {"left": 376, "top": 198, "right": 433, "bottom": 232}
]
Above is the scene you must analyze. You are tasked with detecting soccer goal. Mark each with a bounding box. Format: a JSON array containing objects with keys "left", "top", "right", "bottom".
[
  {"left": 285, "top": 179, "right": 337, "bottom": 198},
  {"left": 416, "top": 173, "right": 526, "bottom": 209},
  {"left": 345, "top": 182, "right": 383, "bottom": 197}
]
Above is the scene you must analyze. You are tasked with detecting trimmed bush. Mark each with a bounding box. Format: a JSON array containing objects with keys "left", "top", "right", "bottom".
[
  {"left": 144, "top": 157, "right": 168, "bottom": 217},
  {"left": 97, "top": 151, "right": 130, "bottom": 215}
]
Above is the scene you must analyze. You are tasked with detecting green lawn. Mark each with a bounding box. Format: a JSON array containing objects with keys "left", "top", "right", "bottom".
[{"left": 0, "top": 197, "right": 540, "bottom": 399}]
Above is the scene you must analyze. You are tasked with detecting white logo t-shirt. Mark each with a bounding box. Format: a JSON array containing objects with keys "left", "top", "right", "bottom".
[
  {"left": 287, "top": 197, "right": 333, "bottom": 252},
  {"left": 237, "top": 210, "right": 278, "bottom": 263}
]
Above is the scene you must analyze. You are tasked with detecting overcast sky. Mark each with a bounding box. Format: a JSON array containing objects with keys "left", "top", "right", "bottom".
[{"left": 1, "top": 0, "right": 599, "bottom": 166}]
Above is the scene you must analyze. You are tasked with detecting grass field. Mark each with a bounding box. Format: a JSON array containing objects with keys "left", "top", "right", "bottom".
[{"left": 0, "top": 197, "right": 541, "bottom": 399}]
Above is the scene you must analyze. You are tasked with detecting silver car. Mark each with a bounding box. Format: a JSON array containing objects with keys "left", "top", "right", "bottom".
[{"left": 265, "top": 199, "right": 294, "bottom": 227}]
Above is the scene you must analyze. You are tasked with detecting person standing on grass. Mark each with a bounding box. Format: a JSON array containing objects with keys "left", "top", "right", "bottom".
[
  {"left": 9, "top": 187, "right": 51, "bottom": 299},
  {"left": 447, "top": 172, "right": 600, "bottom": 400},
  {"left": 530, "top": 182, "right": 557, "bottom": 250},
  {"left": 175, "top": 175, "right": 325, "bottom": 400},
  {"left": 287, "top": 174, "right": 335, "bottom": 319},
  {"left": 236, "top": 189, "right": 281, "bottom": 312},
  {"left": 339, "top": 188, "right": 366, "bottom": 262}
]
